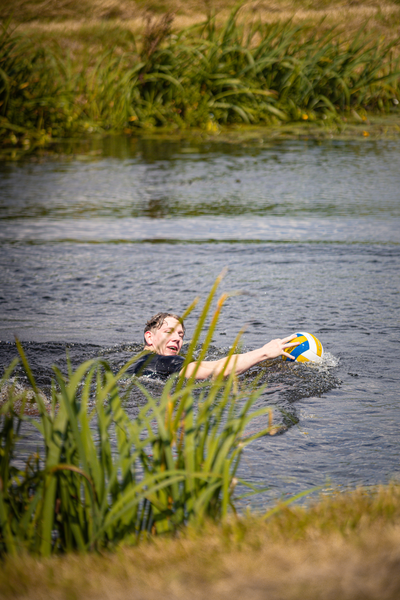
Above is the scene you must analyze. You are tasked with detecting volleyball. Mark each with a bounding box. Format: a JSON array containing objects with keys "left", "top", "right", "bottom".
[{"left": 283, "top": 332, "right": 324, "bottom": 363}]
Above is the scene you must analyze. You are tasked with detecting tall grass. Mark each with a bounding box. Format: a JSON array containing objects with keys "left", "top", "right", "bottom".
[
  {"left": 0, "top": 278, "right": 274, "bottom": 556},
  {"left": 1, "top": 8, "right": 399, "bottom": 153}
]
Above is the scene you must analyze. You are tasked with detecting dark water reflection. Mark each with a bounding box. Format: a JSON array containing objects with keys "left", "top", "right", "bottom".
[
  {"left": 0, "top": 136, "right": 399, "bottom": 508},
  {"left": 1, "top": 137, "right": 400, "bottom": 222}
]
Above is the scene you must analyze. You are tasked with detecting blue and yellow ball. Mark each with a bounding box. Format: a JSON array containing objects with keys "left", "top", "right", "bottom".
[{"left": 283, "top": 332, "right": 324, "bottom": 363}]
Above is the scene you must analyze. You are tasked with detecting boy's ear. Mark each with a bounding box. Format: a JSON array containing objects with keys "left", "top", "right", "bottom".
[{"left": 144, "top": 330, "right": 152, "bottom": 346}]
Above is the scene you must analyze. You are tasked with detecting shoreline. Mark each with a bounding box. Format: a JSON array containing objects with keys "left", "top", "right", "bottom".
[{"left": 2, "top": 116, "right": 400, "bottom": 161}]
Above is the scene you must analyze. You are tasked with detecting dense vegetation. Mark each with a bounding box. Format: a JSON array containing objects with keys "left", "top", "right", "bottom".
[{"left": 1, "top": 5, "right": 399, "bottom": 156}]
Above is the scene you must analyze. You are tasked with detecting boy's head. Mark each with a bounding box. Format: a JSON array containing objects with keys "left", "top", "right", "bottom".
[{"left": 143, "top": 313, "right": 185, "bottom": 355}]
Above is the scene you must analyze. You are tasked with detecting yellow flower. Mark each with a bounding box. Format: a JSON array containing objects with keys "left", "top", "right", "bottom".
[
  {"left": 206, "top": 120, "right": 219, "bottom": 133},
  {"left": 302, "top": 114, "right": 308, "bottom": 120},
  {"left": 363, "top": 131, "right": 369, "bottom": 137}
]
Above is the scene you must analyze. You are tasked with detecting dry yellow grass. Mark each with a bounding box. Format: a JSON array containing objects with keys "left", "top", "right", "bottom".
[
  {"left": 1, "top": 485, "right": 400, "bottom": 600},
  {"left": 1, "top": 0, "right": 400, "bottom": 42}
]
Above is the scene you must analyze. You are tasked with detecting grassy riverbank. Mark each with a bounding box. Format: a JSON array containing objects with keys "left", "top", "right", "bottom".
[
  {"left": 1, "top": 0, "right": 399, "bottom": 157},
  {"left": 1, "top": 483, "right": 400, "bottom": 600}
]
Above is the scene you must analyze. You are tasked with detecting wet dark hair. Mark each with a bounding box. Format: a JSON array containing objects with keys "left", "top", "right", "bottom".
[{"left": 144, "top": 313, "right": 185, "bottom": 346}]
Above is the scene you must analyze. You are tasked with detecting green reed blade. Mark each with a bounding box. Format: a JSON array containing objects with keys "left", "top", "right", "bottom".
[
  {"left": 0, "top": 359, "right": 19, "bottom": 399},
  {"left": 221, "top": 458, "right": 231, "bottom": 519},
  {"left": 263, "top": 486, "right": 323, "bottom": 520},
  {"left": 143, "top": 72, "right": 184, "bottom": 90},
  {"left": 15, "top": 339, "right": 45, "bottom": 408},
  {"left": 77, "top": 367, "right": 103, "bottom": 494},
  {"left": 0, "top": 486, "right": 17, "bottom": 557},
  {"left": 17, "top": 484, "right": 43, "bottom": 547},
  {"left": 234, "top": 478, "right": 271, "bottom": 498},
  {"left": 191, "top": 480, "right": 221, "bottom": 521},
  {"left": 52, "top": 366, "right": 91, "bottom": 473},
  {"left": 96, "top": 473, "right": 186, "bottom": 540},
  {"left": 183, "top": 288, "right": 240, "bottom": 384}
]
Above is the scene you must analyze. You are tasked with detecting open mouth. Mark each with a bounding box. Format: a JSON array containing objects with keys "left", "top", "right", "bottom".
[{"left": 167, "top": 344, "right": 178, "bottom": 353}]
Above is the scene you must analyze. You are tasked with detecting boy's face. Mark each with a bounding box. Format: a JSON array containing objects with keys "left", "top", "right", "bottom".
[{"left": 144, "top": 317, "right": 184, "bottom": 356}]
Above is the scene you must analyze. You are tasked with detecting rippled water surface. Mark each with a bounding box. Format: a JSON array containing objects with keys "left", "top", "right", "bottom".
[{"left": 1, "top": 136, "right": 399, "bottom": 507}]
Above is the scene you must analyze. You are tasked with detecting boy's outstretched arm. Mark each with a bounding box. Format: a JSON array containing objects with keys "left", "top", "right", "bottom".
[{"left": 181, "top": 334, "right": 299, "bottom": 380}]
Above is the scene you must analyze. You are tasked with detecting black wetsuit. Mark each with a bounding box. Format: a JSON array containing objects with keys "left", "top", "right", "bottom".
[{"left": 126, "top": 353, "right": 185, "bottom": 379}]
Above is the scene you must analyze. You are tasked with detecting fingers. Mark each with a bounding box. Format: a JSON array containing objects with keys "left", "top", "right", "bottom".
[
  {"left": 264, "top": 336, "right": 301, "bottom": 360},
  {"left": 282, "top": 334, "right": 300, "bottom": 360},
  {"left": 282, "top": 333, "right": 299, "bottom": 343},
  {"left": 282, "top": 334, "right": 301, "bottom": 353}
]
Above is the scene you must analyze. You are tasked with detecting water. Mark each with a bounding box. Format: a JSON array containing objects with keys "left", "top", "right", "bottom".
[{"left": 1, "top": 135, "right": 399, "bottom": 508}]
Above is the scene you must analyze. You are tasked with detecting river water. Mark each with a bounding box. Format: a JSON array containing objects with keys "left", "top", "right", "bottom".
[{"left": 0, "top": 135, "right": 399, "bottom": 508}]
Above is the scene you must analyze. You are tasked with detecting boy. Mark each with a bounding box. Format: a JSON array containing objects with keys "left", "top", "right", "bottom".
[{"left": 128, "top": 312, "right": 298, "bottom": 379}]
